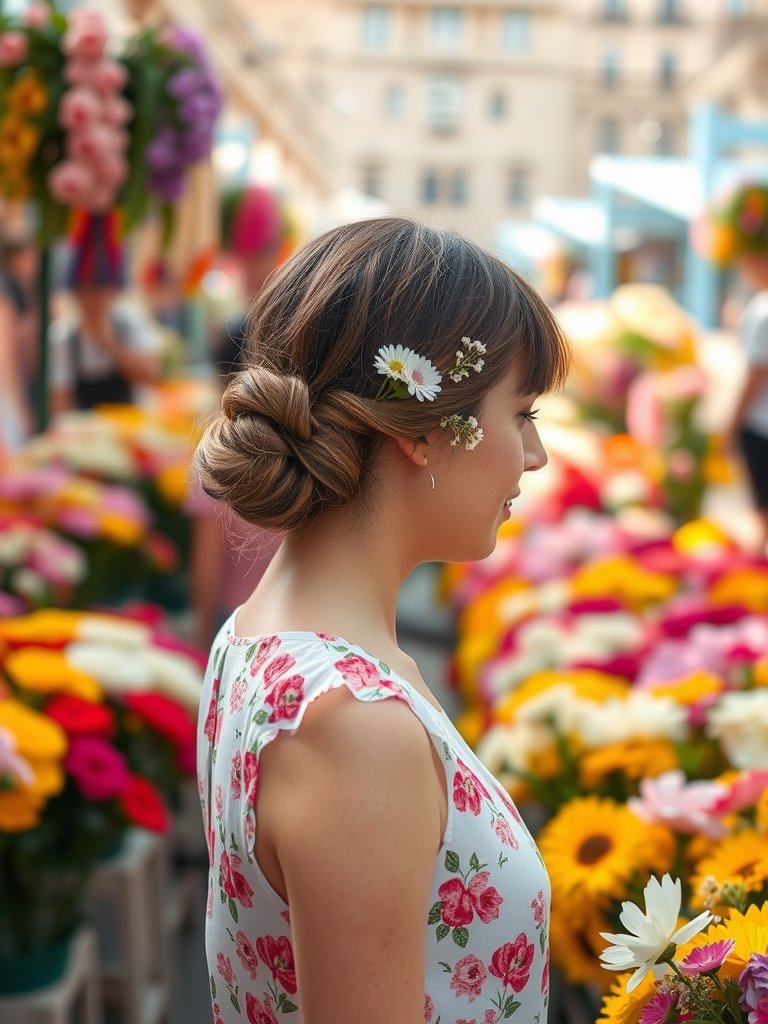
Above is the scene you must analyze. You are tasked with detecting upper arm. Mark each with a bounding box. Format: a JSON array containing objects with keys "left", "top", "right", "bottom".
[{"left": 257, "top": 688, "right": 445, "bottom": 1024}]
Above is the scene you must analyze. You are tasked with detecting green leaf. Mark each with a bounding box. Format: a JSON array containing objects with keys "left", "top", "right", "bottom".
[
  {"left": 504, "top": 997, "right": 521, "bottom": 1018},
  {"left": 281, "top": 1000, "right": 298, "bottom": 1013},
  {"left": 230, "top": 993, "right": 241, "bottom": 1014},
  {"left": 438, "top": 961, "right": 451, "bottom": 973},
  {"left": 452, "top": 926, "right": 469, "bottom": 948},
  {"left": 427, "top": 900, "right": 442, "bottom": 925},
  {"left": 332, "top": 645, "right": 349, "bottom": 653},
  {"left": 469, "top": 852, "right": 481, "bottom": 872},
  {"left": 210, "top": 975, "right": 217, "bottom": 999},
  {"left": 443, "top": 742, "right": 452, "bottom": 761},
  {"left": 435, "top": 923, "right": 449, "bottom": 942},
  {"left": 539, "top": 929, "right": 546, "bottom": 955},
  {"left": 378, "top": 661, "right": 390, "bottom": 674},
  {"left": 228, "top": 897, "right": 238, "bottom": 923},
  {"left": 253, "top": 710, "right": 268, "bottom": 725},
  {"left": 245, "top": 642, "right": 259, "bottom": 662},
  {"left": 444, "top": 850, "right": 460, "bottom": 873}
]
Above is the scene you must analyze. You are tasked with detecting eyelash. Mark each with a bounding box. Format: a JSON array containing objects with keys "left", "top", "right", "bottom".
[{"left": 520, "top": 409, "right": 540, "bottom": 423}]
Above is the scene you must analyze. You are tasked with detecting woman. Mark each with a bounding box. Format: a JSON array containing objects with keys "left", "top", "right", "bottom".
[{"left": 195, "top": 218, "right": 570, "bottom": 1024}]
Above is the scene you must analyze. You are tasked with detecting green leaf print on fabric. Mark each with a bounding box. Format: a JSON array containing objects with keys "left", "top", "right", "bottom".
[
  {"left": 253, "top": 709, "right": 268, "bottom": 726},
  {"left": 228, "top": 898, "right": 238, "bottom": 923},
  {"left": 504, "top": 996, "right": 521, "bottom": 1017},
  {"left": 442, "top": 742, "right": 452, "bottom": 761},
  {"left": 444, "top": 850, "right": 460, "bottom": 873},
  {"left": 277, "top": 993, "right": 298, "bottom": 1014},
  {"left": 428, "top": 901, "right": 442, "bottom": 925},
  {"left": 210, "top": 975, "right": 216, "bottom": 999},
  {"left": 436, "top": 923, "right": 449, "bottom": 942},
  {"left": 539, "top": 929, "right": 546, "bottom": 956},
  {"left": 245, "top": 642, "right": 260, "bottom": 662},
  {"left": 229, "top": 993, "right": 241, "bottom": 1014},
  {"left": 452, "top": 926, "right": 469, "bottom": 948},
  {"left": 378, "top": 661, "right": 390, "bottom": 674}
]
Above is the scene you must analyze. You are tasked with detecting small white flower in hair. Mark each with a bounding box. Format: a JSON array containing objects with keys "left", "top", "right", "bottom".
[
  {"left": 440, "top": 414, "right": 484, "bottom": 450},
  {"left": 447, "top": 337, "right": 486, "bottom": 383}
]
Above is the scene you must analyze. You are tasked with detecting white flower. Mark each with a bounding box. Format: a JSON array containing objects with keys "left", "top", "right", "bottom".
[
  {"left": 707, "top": 691, "right": 768, "bottom": 769},
  {"left": 374, "top": 344, "right": 417, "bottom": 382},
  {"left": 440, "top": 414, "right": 484, "bottom": 449},
  {"left": 66, "top": 642, "right": 153, "bottom": 693},
  {"left": 77, "top": 615, "right": 151, "bottom": 648},
  {"left": 404, "top": 353, "right": 442, "bottom": 402},
  {"left": 144, "top": 649, "right": 203, "bottom": 712},
  {"left": 600, "top": 874, "right": 713, "bottom": 993},
  {"left": 577, "top": 692, "right": 688, "bottom": 748},
  {"left": 476, "top": 721, "right": 548, "bottom": 780},
  {"left": 447, "top": 337, "right": 487, "bottom": 383},
  {"left": 10, "top": 567, "right": 48, "bottom": 600}
]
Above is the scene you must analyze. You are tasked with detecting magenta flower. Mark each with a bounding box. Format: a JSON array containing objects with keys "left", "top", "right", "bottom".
[
  {"left": 679, "top": 939, "right": 736, "bottom": 975},
  {"left": 639, "top": 991, "right": 692, "bottom": 1024},
  {"left": 64, "top": 735, "right": 130, "bottom": 801}
]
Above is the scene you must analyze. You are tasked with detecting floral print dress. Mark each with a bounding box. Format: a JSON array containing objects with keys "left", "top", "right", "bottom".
[{"left": 197, "top": 615, "right": 551, "bottom": 1024}]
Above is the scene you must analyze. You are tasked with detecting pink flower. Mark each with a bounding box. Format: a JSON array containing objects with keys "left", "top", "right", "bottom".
[
  {"left": 68, "top": 125, "right": 114, "bottom": 164},
  {"left": 438, "top": 872, "right": 503, "bottom": 927},
  {"left": 542, "top": 951, "right": 550, "bottom": 994},
  {"left": 498, "top": 789, "right": 523, "bottom": 823},
  {"left": 494, "top": 816, "right": 519, "bottom": 849},
  {"left": 215, "top": 784, "right": 223, "bottom": 820},
  {"left": 639, "top": 990, "right": 693, "bottom": 1024},
  {"left": 47, "top": 161, "right": 96, "bottom": 206},
  {"left": 628, "top": 770, "right": 728, "bottom": 839},
  {"left": 91, "top": 59, "right": 128, "bottom": 94},
  {"left": 484, "top": 1013, "right": 497, "bottom": 1024},
  {"left": 249, "top": 635, "right": 281, "bottom": 676},
  {"left": 450, "top": 954, "right": 487, "bottom": 1002},
  {"left": 424, "top": 994, "right": 434, "bottom": 1022},
  {"left": 265, "top": 674, "right": 305, "bottom": 723},
  {"left": 62, "top": 11, "right": 107, "bottom": 61},
  {"left": 230, "top": 751, "right": 242, "bottom": 800},
  {"left": 219, "top": 851, "right": 254, "bottom": 907},
  {"left": 256, "top": 935, "right": 297, "bottom": 994},
  {"left": 229, "top": 676, "right": 248, "bottom": 714},
  {"left": 203, "top": 680, "right": 220, "bottom": 742},
  {"left": 264, "top": 652, "right": 297, "bottom": 684},
  {"left": 213, "top": 1003, "right": 224, "bottom": 1024},
  {"left": 679, "top": 939, "right": 736, "bottom": 975},
  {"left": 58, "top": 87, "right": 102, "bottom": 130},
  {"left": 453, "top": 759, "right": 491, "bottom": 816},
  {"left": 206, "top": 825, "right": 215, "bottom": 861},
  {"left": 216, "top": 952, "right": 235, "bottom": 985},
  {"left": 531, "top": 890, "right": 546, "bottom": 928},
  {"left": 236, "top": 930, "right": 259, "bottom": 980},
  {"left": 245, "top": 993, "right": 277, "bottom": 1024},
  {"left": 244, "top": 751, "right": 259, "bottom": 809},
  {"left": 711, "top": 771, "right": 768, "bottom": 815},
  {"left": 489, "top": 933, "right": 535, "bottom": 992},
  {"left": 24, "top": 5, "right": 49, "bottom": 29},
  {"left": 334, "top": 655, "right": 380, "bottom": 690},
  {"left": 206, "top": 885, "right": 214, "bottom": 919},
  {"left": 64, "top": 735, "right": 130, "bottom": 801},
  {"left": 102, "top": 95, "right": 133, "bottom": 127},
  {"left": 0, "top": 32, "right": 27, "bottom": 67}
]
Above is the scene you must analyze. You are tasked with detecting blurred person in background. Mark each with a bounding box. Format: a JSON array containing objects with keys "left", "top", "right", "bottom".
[
  {"left": 187, "top": 184, "right": 294, "bottom": 643},
  {"left": 0, "top": 230, "right": 38, "bottom": 410},
  {"left": 49, "top": 212, "right": 162, "bottom": 413},
  {"left": 0, "top": 237, "right": 33, "bottom": 454},
  {"left": 721, "top": 185, "right": 768, "bottom": 555}
]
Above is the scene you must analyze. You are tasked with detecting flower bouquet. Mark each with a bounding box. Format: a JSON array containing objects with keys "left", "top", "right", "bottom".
[{"left": 0, "top": 514, "right": 86, "bottom": 611}]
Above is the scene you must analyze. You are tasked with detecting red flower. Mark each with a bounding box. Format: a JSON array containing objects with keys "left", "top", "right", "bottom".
[
  {"left": 249, "top": 636, "right": 281, "bottom": 677},
  {"left": 265, "top": 674, "right": 305, "bottom": 723},
  {"left": 203, "top": 678, "right": 220, "bottom": 742},
  {"left": 453, "top": 759, "right": 490, "bottom": 816},
  {"left": 449, "top": 953, "right": 487, "bottom": 1002},
  {"left": 438, "top": 871, "right": 503, "bottom": 927},
  {"left": 334, "top": 655, "right": 380, "bottom": 690},
  {"left": 220, "top": 851, "right": 254, "bottom": 907},
  {"left": 124, "top": 691, "right": 196, "bottom": 748},
  {"left": 542, "top": 951, "right": 550, "bottom": 994},
  {"left": 217, "top": 952, "right": 235, "bottom": 986},
  {"left": 245, "top": 993, "right": 277, "bottom": 1024},
  {"left": 236, "top": 930, "right": 259, "bottom": 980},
  {"left": 244, "top": 751, "right": 259, "bottom": 809},
  {"left": 213, "top": 1003, "right": 224, "bottom": 1024},
  {"left": 264, "top": 652, "right": 297, "bottom": 685},
  {"left": 489, "top": 933, "right": 535, "bottom": 992},
  {"left": 64, "top": 735, "right": 130, "bottom": 801},
  {"left": 45, "top": 694, "right": 114, "bottom": 736},
  {"left": 231, "top": 750, "right": 242, "bottom": 800},
  {"left": 256, "top": 935, "right": 297, "bottom": 994},
  {"left": 120, "top": 775, "right": 168, "bottom": 832}
]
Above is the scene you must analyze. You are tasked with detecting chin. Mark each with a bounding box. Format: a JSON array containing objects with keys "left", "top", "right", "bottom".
[{"left": 443, "top": 532, "right": 499, "bottom": 565}]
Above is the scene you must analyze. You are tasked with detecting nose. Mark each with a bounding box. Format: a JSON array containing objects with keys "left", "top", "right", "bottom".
[{"left": 524, "top": 428, "right": 548, "bottom": 473}]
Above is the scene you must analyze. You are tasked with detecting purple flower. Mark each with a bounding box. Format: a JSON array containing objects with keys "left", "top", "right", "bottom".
[
  {"left": 148, "top": 171, "right": 185, "bottom": 202},
  {"left": 740, "top": 953, "right": 768, "bottom": 1024},
  {"left": 679, "top": 939, "right": 735, "bottom": 975},
  {"left": 179, "top": 128, "right": 213, "bottom": 162},
  {"left": 167, "top": 67, "right": 202, "bottom": 101},
  {"left": 167, "top": 26, "right": 206, "bottom": 61},
  {"left": 147, "top": 131, "right": 181, "bottom": 173},
  {"left": 179, "top": 94, "right": 217, "bottom": 125}
]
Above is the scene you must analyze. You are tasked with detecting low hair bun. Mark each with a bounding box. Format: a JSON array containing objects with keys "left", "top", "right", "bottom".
[{"left": 194, "top": 366, "right": 366, "bottom": 531}]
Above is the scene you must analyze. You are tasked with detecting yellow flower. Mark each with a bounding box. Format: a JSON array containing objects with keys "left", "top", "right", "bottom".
[
  {"left": 4, "top": 648, "right": 102, "bottom": 702},
  {"left": 597, "top": 970, "right": 657, "bottom": 1024},
  {"left": 455, "top": 631, "right": 502, "bottom": 700},
  {"left": 8, "top": 73, "right": 47, "bottom": 116},
  {"left": 155, "top": 464, "right": 189, "bottom": 506},
  {"left": 757, "top": 789, "right": 768, "bottom": 833},
  {"left": 649, "top": 671, "right": 723, "bottom": 705},
  {"left": 689, "top": 830, "right": 768, "bottom": 906},
  {"left": 709, "top": 567, "right": 768, "bottom": 613},
  {"left": 494, "top": 668, "right": 628, "bottom": 725},
  {"left": 0, "top": 699, "right": 67, "bottom": 761},
  {"left": 538, "top": 796, "right": 674, "bottom": 915},
  {"left": 98, "top": 512, "right": 143, "bottom": 546},
  {"left": 0, "top": 789, "right": 45, "bottom": 832},
  {"left": 0, "top": 115, "right": 38, "bottom": 163},
  {"left": 570, "top": 555, "right": 677, "bottom": 613},
  {"left": 753, "top": 657, "right": 768, "bottom": 688},
  {"left": 454, "top": 705, "right": 487, "bottom": 748},
  {"left": 459, "top": 577, "right": 531, "bottom": 639},
  {"left": 0, "top": 610, "right": 84, "bottom": 646},
  {"left": 550, "top": 900, "right": 611, "bottom": 987},
  {"left": 579, "top": 738, "right": 678, "bottom": 788},
  {"left": 677, "top": 903, "right": 768, "bottom": 982},
  {"left": 28, "top": 759, "right": 65, "bottom": 798}
]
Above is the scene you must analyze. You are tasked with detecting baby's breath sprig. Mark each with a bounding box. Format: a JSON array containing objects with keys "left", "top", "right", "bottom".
[
  {"left": 440, "top": 414, "right": 484, "bottom": 451},
  {"left": 446, "top": 337, "right": 487, "bottom": 383}
]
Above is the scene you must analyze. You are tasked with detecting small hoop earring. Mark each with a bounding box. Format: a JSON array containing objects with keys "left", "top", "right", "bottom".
[{"left": 424, "top": 455, "right": 435, "bottom": 491}]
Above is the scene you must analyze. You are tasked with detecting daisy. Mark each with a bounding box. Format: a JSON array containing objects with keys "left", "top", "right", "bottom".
[
  {"left": 374, "top": 344, "right": 416, "bottom": 382},
  {"left": 404, "top": 353, "right": 442, "bottom": 402}
]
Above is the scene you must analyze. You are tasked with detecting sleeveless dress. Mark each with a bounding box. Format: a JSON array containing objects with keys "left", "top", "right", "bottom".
[{"left": 197, "top": 613, "right": 551, "bottom": 1024}]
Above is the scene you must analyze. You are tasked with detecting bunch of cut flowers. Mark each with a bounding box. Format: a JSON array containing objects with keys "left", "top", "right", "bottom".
[{"left": 0, "top": 513, "right": 86, "bottom": 613}]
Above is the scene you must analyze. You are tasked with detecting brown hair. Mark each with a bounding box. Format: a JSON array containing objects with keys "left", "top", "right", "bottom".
[{"left": 195, "top": 217, "right": 570, "bottom": 531}]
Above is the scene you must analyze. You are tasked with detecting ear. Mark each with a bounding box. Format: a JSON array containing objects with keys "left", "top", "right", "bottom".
[{"left": 391, "top": 436, "right": 427, "bottom": 467}]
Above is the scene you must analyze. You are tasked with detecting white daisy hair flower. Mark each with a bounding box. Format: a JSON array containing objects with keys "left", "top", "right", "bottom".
[
  {"left": 405, "top": 352, "right": 443, "bottom": 402},
  {"left": 374, "top": 344, "right": 417, "bottom": 383}
]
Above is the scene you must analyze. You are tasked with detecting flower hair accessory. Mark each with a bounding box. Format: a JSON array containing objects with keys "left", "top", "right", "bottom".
[{"left": 374, "top": 336, "right": 487, "bottom": 449}]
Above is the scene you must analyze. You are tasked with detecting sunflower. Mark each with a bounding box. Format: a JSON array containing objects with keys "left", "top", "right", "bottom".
[
  {"left": 579, "top": 738, "right": 678, "bottom": 788},
  {"left": 538, "top": 797, "right": 674, "bottom": 914},
  {"left": 495, "top": 668, "right": 628, "bottom": 725},
  {"left": 676, "top": 903, "right": 768, "bottom": 982},
  {"left": 550, "top": 901, "right": 611, "bottom": 987},
  {"left": 689, "top": 830, "right": 768, "bottom": 906},
  {"left": 597, "top": 970, "right": 657, "bottom": 1024}
]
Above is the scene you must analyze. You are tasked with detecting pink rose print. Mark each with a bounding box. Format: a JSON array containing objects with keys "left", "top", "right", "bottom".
[
  {"left": 213, "top": 1003, "right": 224, "bottom": 1024},
  {"left": 256, "top": 935, "right": 297, "bottom": 994},
  {"left": 244, "top": 751, "right": 260, "bottom": 809},
  {"left": 531, "top": 890, "right": 546, "bottom": 928},
  {"left": 215, "top": 784, "right": 223, "bottom": 820},
  {"left": 206, "top": 825, "right": 215, "bottom": 861},
  {"left": 265, "top": 674, "right": 305, "bottom": 723},
  {"left": 450, "top": 953, "right": 487, "bottom": 1002},
  {"left": 245, "top": 993, "right": 277, "bottom": 1024},
  {"left": 484, "top": 1012, "right": 497, "bottom": 1024},
  {"left": 498, "top": 789, "right": 522, "bottom": 824},
  {"left": 203, "top": 678, "right": 220, "bottom": 742},
  {"left": 264, "top": 652, "right": 297, "bottom": 685},
  {"left": 439, "top": 872, "right": 503, "bottom": 927},
  {"left": 489, "top": 933, "right": 535, "bottom": 993},
  {"left": 206, "top": 885, "right": 214, "bottom": 919},
  {"left": 280, "top": 910, "right": 290, "bottom": 924},
  {"left": 542, "top": 951, "right": 550, "bottom": 994},
  {"left": 216, "top": 952, "right": 235, "bottom": 986},
  {"left": 249, "top": 635, "right": 281, "bottom": 677},
  {"left": 424, "top": 994, "right": 434, "bottom": 1022},
  {"left": 231, "top": 751, "right": 243, "bottom": 800},
  {"left": 236, "top": 930, "right": 259, "bottom": 980},
  {"left": 245, "top": 811, "right": 255, "bottom": 851},
  {"left": 229, "top": 675, "right": 248, "bottom": 714},
  {"left": 453, "top": 759, "right": 490, "bottom": 816},
  {"left": 220, "top": 851, "right": 255, "bottom": 907},
  {"left": 334, "top": 655, "right": 380, "bottom": 690},
  {"left": 493, "top": 816, "right": 519, "bottom": 849},
  {"left": 316, "top": 632, "right": 337, "bottom": 641}
]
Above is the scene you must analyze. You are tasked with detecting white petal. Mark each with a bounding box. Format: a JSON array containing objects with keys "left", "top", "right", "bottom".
[
  {"left": 625, "top": 962, "right": 652, "bottom": 993},
  {"left": 671, "top": 911, "right": 713, "bottom": 946},
  {"left": 619, "top": 901, "right": 652, "bottom": 938}
]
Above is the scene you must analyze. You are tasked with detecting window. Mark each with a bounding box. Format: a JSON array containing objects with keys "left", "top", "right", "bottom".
[
  {"left": 385, "top": 84, "right": 405, "bottom": 118},
  {"left": 601, "top": 48, "right": 621, "bottom": 88},
  {"left": 489, "top": 90, "right": 508, "bottom": 119},
  {"left": 598, "top": 117, "right": 621, "bottom": 153},
  {"left": 361, "top": 163, "right": 383, "bottom": 198},
  {"left": 659, "top": 0, "right": 681, "bottom": 22},
  {"left": 659, "top": 50, "right": 677, "bottom": 89},
  {"left": 507, "top": 167, "right": 529, "bottom": 207},
  {"left": 430, "top": 7, "right": 463, "bottom": 50},
  {"left": 602, "top": 0, "right": 625, "bottom": 21},
  {"left": 421, "top": 170, "right": 440, "bottom": 204},
  {"left": 425, "top": 74, "right": 462, "bottom": 132},
  {"left": 451, "top": 171, "right": 469, "bottom": 206},
  {"left": 362, "top": 5, "right": 392, "bottom": 50},
  {"left": 502, "top": 11, "right": 531, "bottom": 54}
]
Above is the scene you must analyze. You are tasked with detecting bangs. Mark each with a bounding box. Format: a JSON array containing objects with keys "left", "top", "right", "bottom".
[{"left": 516, "top": 295, "right": 571, "bottom": 397}]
